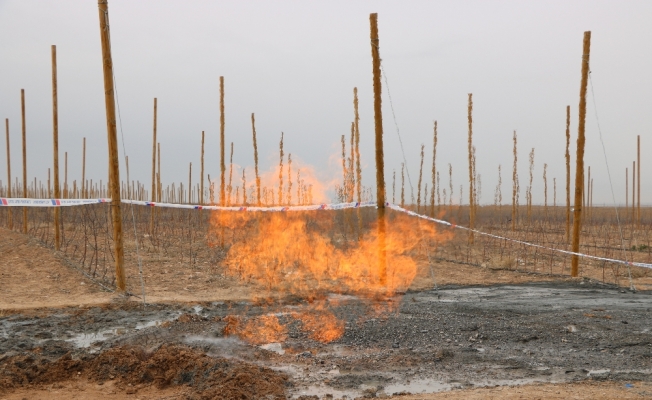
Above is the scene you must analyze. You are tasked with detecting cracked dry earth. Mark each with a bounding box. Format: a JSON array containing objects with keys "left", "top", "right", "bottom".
[{"left": 1, "top": 281, "right": 652, "bottom": 399}]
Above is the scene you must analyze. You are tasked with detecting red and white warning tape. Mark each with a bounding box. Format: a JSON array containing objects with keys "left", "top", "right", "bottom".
[
  {"left": 387, "top": 203, "right": 652, "bottom": 270},
  {"left": 1, "top": 197, "right": 648, "bottom": 269},
  {"left": 0, "top": 197, "right": 376, "bottom": 211},
  {"left": 0, "top": 198, "right": 110, "bottom": 207},
  {"left": 120, "top": 199, "right": 377, "bottom": 211}
]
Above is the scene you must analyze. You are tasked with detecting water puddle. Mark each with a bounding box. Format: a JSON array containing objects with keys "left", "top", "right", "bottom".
[
  {"left": 66, "top": 315, "right": 176, "bottom": 349},
  {"left": 291, "top": 385, "right": 356, "bottom": 399}
]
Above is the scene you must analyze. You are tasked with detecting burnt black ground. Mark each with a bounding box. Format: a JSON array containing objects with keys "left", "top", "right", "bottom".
[{"left": 2, "top": 280, "right": 652, "bottom": 398}]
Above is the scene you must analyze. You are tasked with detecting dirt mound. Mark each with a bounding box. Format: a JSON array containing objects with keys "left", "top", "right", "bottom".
[{"left": 0, "top": 344, "right": 288, "bottom": 399}]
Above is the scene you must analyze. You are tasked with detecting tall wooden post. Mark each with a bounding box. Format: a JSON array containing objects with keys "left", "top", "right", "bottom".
[
  {"left": 188, "top": 162, "right": 192, "bottom": 203},
  {"left": 200, "top": 131, "right": 205, "bottom": 205},
  {"left": 52, "top": 45, "right": 61, "bottom": 250},
  {"left": 467, "top": 93, "right": 474, "bottom": 243},
  {"left": 637, "top": 135, "right": 640, "bottom": 224},
  {"left": 251, "top": 114, "right": 261, "bottom": 206},
  {"left": 565, "top": 105, "right": 571, "bottom": 243},
  {"left": 571, "top": 31, "right": 591, "bottom": 277},
  {"left": 151, "top": 98, "right": 157, "bottom": 202},
  {"left": 370, "top": 13, "right": 387, "bottom": 287},
  {"left": 82, "top": 137, "right": 86, "bottom": 198},
  {"left": 98, "top": 0, "right": 126, "bottom": 291},
  {"left": 219, "top": 76, "right": 226, "bottom": 205},
  {"left": 21, "top": 89, "right": 27, "bottom": 233},
  {"left": 4, "top": 119, "right": 12, "bottom": 229}
]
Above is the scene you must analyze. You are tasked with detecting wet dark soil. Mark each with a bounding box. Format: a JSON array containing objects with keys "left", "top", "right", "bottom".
[{"left": 2, "top": 280, "right": 651, "bottom": 399}]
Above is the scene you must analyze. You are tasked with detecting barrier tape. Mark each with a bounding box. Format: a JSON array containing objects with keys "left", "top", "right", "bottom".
[
  {"left": 0, "top": 197, "right": 376, "bottom": 212},
  {"left": 2, "top": 196, "right": 648, "bottom": 270},
  {"left": 0, "top": 198, "right": 110, "bottom": 207},
  {"left": 121, "top": 199, "right": 377, "bottom": 211},
  {"left": 387, "top": 203, "right": 652, "bottom": 270}
]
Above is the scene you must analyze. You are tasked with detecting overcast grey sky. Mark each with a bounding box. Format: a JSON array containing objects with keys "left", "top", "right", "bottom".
[{"left": 1, "top": 0, "right": 651, "bottom": 205}]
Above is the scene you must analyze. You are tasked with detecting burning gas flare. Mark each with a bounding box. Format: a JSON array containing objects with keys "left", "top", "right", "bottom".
[{"left": 211, "top": 163, "right": 452, "bottom": 344}]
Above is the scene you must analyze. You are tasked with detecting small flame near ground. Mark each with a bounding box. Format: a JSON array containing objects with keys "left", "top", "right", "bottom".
[{"left": 211, "top": 179, "right": 452, "bottom": 344}]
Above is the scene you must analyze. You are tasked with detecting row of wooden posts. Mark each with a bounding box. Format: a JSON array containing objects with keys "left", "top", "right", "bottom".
[{"left": 1, "top": 5, "right": 596, "bottom": 290}]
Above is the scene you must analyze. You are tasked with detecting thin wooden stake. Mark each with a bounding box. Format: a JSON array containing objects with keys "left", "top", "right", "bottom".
[
  {"left": 565, "top": 105, "right": 571, "bottom": 243},
  {"left": 157, "top": 142, "right": 161, "bottom": 201},
  {"left": 626, "top": 167, "right": 629, "bottom": 220},
  {"left": 82, "top": 137, "right": 86, "bottom": 198},
  {"left": 200, "top": 131, "right": 205, "bottom": 205},
  {"left": 431, "top": 121, "right": 437, "bottom": 217},
  {"left": 21, "top": 89, "right": 28, "bottom": 233},
  {"left": 637, "top": 135, "right": 641, "bottom": 224},
  {"left": 65, "top": 152, "right": 69, "bottom": 199},
  {"left": 251, "top": 114, "right": 261, "bottom": 206},
  {"left": 98, "top": 0, "right": 126, "bottom": 291},
  {"left": 220, "top": 76, "right": 226, "bottom": 205},
  {"left": 512, "top": 130, "right": 518, "bottom": 232},
  {"left": 467, "top": 93, "right": 474, "bottom": 243},
  {"left": 633, "top": 161, "right": 636, "bottom": 224},
  {"left": 354, "top": 87, "right": 362, "bottom": 233},
  {"left": 5, "top": 119, "right": 12, "bottom": 229},
  {"left": 571, "top": 31, "right": 591, "bottom": 277}
]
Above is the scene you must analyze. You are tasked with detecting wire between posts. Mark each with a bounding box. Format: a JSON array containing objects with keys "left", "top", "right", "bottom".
[{"left": 588, "top": 71, "right": 635, "bottom": 291}]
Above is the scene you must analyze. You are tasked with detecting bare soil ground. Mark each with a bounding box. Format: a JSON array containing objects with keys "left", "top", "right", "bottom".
[
  {"left": 2, "top": 226, "right": 652, "bottom": 399},
  {"left": 3, "top": 225, "right": 650, "bottom": 312},
  {"left": 2, "top": 380, "right": 649, "bottom": 399}
]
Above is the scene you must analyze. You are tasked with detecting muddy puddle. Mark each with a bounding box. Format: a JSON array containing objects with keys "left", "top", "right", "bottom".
[{"left": 2, "top": 281, "right": 651, "bottom": 398}]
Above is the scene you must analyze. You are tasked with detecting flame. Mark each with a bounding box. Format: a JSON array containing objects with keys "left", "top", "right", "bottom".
[
  {"left": 293, "top": 304, "right": 345, "bottom": 343},
  {"left": 210, "top": 158, "right": 453, "bottom": 344},
  {"left": 223, "top": 314, "right": 288, "bottom": 345},
  {"left": 217, "top": 212, "right": 446, "bottom": 298}
]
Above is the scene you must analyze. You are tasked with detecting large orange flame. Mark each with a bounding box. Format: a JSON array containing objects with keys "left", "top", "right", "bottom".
[{"left": 211, "top": 163, "right": 452, "bottom": 344}]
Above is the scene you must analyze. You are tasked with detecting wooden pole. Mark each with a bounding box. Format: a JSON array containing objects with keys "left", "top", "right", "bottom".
[
  {"left": 370, "top": 13, "right": 387, "bottom": 287},
  {"left": 5, "top": 119, "right": 12, "bottom": 229},
  {"left": 571, "top": 31, "right": 591, "bottom": 277},
  {"left": 82, "top": 137, "right": 86, "bottom": 198},
  {"left": 251, "top": 114, "right": 261, "bottom": 206},
  {"left": 637, "top": 135, "right": 640, "bottom": 224},
  {"left": 467, "top": 93, "right": 474, "bottom": 243},
  {"left": 64, "top": 152, "right": 68, "bottom": 199},
  {"left": 587, "top": 166, "right": 591, "bottom": 220},
  {"left": 219, "top": 76, "right": 226, "bottom": 205},
  {"left": 98, "top": 0, "right": 126, "bottom": 291},
  {"left": 51, "top": 45, "right": 61, "bottom": 250},
  {"left": 21, "top": 90, "right": 28, "bottom": 233},
  {"left": 565, "top": 105, "right": 571, "bottom": 243},
  {"left": 633, "top": 161, "right": 636, "bottom": 224},
  {"left": 200, "top": 131, "right": 205, "bottom": 205},
  {"left": 151, "top": 97, "right": 157, "bottom": 201},
  {"left": 189, "top": 162, "right": 192, "bottom": 204},
  {"left": 512, "top": 130, "right": 517, "bottom": 232},
  {"left": 626, "top": 167, "right": 629, "bottom": 219},
  {"left": 149, "top": 97, "right": 160, "bottom": 235},
  {"left": 157, "top": 142, "right": 161, "bottom": 201}
]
